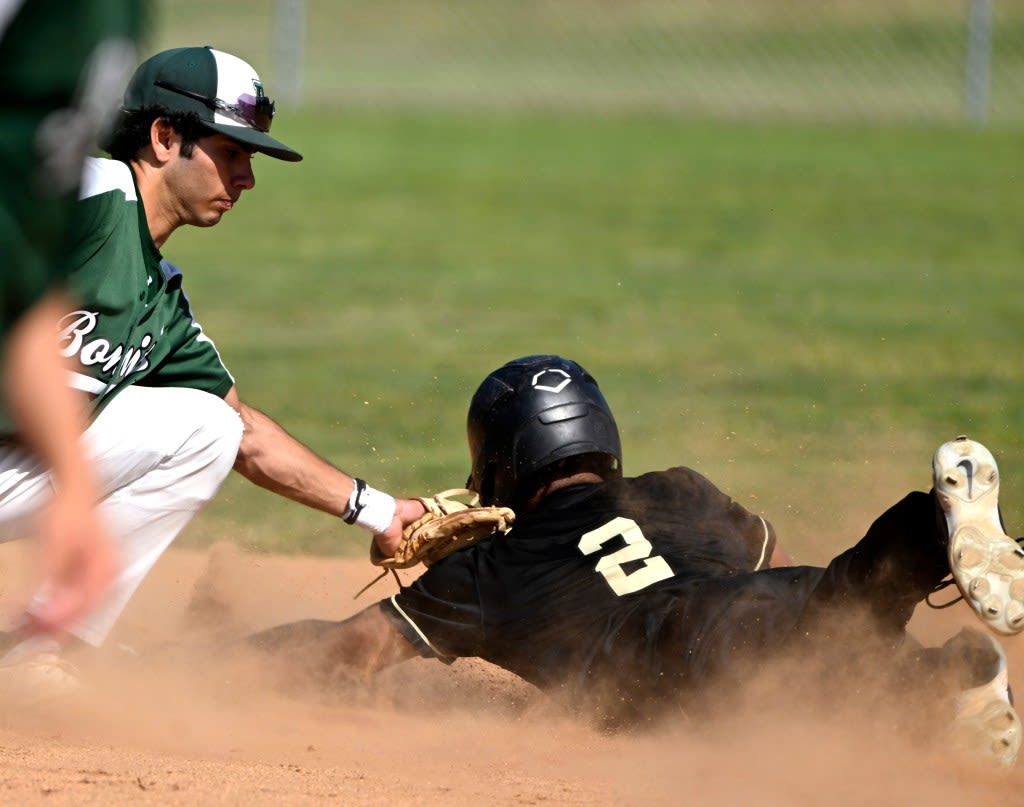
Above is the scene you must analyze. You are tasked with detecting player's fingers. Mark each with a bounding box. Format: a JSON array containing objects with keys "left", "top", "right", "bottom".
[
  {"left": 372, "top": 528, "right": 403, "bottom": 558},
  {"left": 30, "top": 544, "right": 117, "bottom": 634}
]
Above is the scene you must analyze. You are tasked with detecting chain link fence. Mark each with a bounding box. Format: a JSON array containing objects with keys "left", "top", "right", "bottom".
[{"left": 154, "top": 0, "right": 1024, "bottom": 125}]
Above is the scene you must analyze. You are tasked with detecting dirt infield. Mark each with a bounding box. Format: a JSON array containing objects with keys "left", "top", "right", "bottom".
[{"left": 1, "top": 540, "right": 1023, "bottom": 805}]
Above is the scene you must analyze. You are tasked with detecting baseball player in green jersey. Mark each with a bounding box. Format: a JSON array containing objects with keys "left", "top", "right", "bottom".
[
  {"left": 0, "top": 45, "right": 427, "bottom": 697},
  {"left": 1, "top": 0, "right": 144, "bottom": 643}
]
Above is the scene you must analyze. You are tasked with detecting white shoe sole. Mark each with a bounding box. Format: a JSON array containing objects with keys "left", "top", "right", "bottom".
[
  {"left": 951, "top": 698, "right": 1022, "bottom": 768},
  {"left": 949, "top": 633, "right": 1022, "bottom": 768},
  {"left": 934, "top": 437, "right": 1024, "bottom": 635}
]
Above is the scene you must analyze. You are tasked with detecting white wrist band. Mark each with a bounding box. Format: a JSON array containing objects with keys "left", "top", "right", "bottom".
[
  {"left": 355, "top": 485, "right": 397, "bottom": 534},
  {"left": 342, "top": 478, "right": 396, "bottom": 534}
]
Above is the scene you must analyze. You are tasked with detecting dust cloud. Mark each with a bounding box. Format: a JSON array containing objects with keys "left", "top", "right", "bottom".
[{"left": 0, "top": 539, "right": 1020, "bottom": 805}]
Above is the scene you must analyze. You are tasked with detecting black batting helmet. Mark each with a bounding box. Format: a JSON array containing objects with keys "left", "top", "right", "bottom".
[{"left": 466, "top": 355, "right": 622, "bottom": 506}]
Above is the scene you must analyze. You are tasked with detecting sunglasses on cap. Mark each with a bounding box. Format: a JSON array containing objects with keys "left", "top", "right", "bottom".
[{"left": 154, "top": 79, "right": 275, "bottom": 132}]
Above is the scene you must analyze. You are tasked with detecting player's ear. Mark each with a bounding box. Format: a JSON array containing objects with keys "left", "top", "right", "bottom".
[{"left": 149, "top": 118, "right": 179, "bottom": 163}]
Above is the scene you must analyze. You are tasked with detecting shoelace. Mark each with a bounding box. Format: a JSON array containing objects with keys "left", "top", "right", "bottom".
[{"left": 927, "top": 577, "right": 964, "bottom": 610}]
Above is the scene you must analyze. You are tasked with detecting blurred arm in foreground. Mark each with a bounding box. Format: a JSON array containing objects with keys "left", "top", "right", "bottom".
[{"left": 2, "top": 290, "right": 115, "bottom": 634}]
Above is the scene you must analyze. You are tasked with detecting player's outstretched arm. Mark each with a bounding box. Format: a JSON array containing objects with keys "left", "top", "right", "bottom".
[
  {"left": 221, "top": 388, "right": 426, "bottom": 551},
  {"left": 247, "top": 604, "right": 418, "bottom": 682}
]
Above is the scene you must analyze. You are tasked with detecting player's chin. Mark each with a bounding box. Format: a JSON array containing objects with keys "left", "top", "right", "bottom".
[
  {"left": 208, "top": 198, "right": 238, "bottom": 220},
  {"left": 196, "top": 209, "right": 228, "bottom": 228}
]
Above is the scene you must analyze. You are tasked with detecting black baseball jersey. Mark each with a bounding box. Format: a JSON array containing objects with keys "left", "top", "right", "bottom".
[{"left": 381, "top": 466, "right": 780, "bottom": 721}]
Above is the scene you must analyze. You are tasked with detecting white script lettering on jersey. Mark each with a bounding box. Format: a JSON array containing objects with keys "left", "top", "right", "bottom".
[{"left": 58, "top": 309, "right": 154, "bottom": 378}]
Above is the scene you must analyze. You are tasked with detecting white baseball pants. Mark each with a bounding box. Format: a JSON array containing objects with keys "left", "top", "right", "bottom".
[{"left": 0, "top": 384, "right": 243, "bottom": 645}]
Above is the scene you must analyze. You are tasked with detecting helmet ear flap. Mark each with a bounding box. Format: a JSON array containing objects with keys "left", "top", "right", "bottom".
[
  {"left": 476, "top": 462, "right": 498, "bottom": 506},
  {"left": 466, "top": 463, "right": 498, "bottom": 506}
]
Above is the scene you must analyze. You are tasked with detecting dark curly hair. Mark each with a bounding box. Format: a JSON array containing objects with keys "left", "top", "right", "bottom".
[{"left": 101, "top": 107, "right": 212, "bottom": 162}]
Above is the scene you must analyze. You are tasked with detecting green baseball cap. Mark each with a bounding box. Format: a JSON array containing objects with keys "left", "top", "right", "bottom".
[{"left": 122, "top": 46, "right": 302, "bottom": 162}]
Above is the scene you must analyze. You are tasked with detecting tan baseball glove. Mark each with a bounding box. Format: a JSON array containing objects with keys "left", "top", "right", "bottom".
[{"left": 370, "top": 488, "right": 515, "bottom": 570}]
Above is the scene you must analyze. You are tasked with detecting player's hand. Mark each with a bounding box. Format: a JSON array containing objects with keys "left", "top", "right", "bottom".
[
  {"left": 28, "top": 491, "right": 117, "bottom": 634},
  {"left": 372, "top": 497, "right": 428, "bottom": 558}
]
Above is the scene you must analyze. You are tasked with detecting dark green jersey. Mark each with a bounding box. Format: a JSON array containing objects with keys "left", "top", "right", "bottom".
[
  {"left": 0, "top": 0, "right": 145, "bottom": 331},
  {"left": 57, "top": 157, "right": 234, "bottom": 413},
  {"left": 0, "top": 0, "right": 145, "bottom": 433}
]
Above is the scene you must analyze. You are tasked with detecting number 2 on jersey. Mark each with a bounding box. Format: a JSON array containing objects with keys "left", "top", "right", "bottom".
[{"left": 578, "top": 516, "right": 674, "bottom": 596}]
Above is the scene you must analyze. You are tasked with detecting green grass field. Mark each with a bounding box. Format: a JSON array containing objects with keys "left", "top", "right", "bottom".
[
  {"left": 143, "top": 2, "right": 1024, "bottom": 562},
  {"left": 163, "top": 110, "right": 1024, "bottom": 563}
]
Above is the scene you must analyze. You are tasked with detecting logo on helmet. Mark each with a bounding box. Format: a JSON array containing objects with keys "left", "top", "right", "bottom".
[{"left": 531, "top": 368, "right": 572, "bottom": 393}]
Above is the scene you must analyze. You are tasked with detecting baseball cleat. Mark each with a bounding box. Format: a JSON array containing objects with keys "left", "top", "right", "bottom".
[
  {"left": 945, "top": 629, "right": 1021, "bottom": 768},
  {"left": 933, "top": 436, "right": 1024, "bottom": 635}
]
